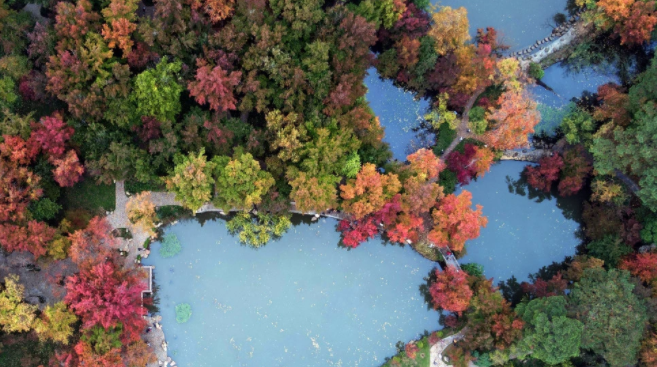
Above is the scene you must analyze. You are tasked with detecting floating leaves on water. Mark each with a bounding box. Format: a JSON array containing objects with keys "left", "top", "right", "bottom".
[
  {"left": 175, "top": 303, "right": 192, "bottom": 323},
  {"left": 160, "top": 233, "right": 182, "bottom": 258}
]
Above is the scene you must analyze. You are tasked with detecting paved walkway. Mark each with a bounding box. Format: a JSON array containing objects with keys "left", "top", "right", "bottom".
[{"left": 429, "top": 330, "right": 465, "bottom": 367}]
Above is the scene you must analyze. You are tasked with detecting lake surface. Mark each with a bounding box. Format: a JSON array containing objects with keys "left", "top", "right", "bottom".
[
  {"left": 144, "top": 220, "right": 440, "bottom": 367},
  {"left": 457, "top": 161, "right": 583, "bottom": 283}
]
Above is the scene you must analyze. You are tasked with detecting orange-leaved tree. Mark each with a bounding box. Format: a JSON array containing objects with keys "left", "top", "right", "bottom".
[
  {"left": 340, "top": 163, "right": 401, "bottom": 219},
  {"left": 485, "top": 89, "right": 540, "bottom": 150},
  {"left": 126, "top": 192, "right": 157, "bottom": 237},
  {"left": 429, "top": 190, "right": 487, "bottom": 252}
]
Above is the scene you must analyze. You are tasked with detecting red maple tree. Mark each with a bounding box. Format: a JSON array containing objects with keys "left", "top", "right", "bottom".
[
  {"left": 65, "top": 261, "right": 146, "bottom": 342},
  {"left": 525, "top": 154, "right": 564, "bottom": 192},
  {"left": 188, "top": 60, "right": 242, "bottom": 113},
  {"left": 430, "top": 267, "right": 473, "bottom": 314},
  {"left": 620, "top": 252, "right": 657, "bottom": 285},
  {"left": 520, "top": 272, "right": 568, "bottom": 299},
  {"left": 51, "top": 150, "right": 85, "bottom": 188}
]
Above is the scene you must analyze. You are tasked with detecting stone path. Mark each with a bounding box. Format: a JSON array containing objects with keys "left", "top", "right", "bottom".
[{"left": 429, "top": 330, "right": 465, "bottom": 367}]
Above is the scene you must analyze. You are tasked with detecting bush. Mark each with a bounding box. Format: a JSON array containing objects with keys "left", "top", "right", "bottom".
[
  {"left": 528, "top": 62, "right": 545, "bottom": 80},
  {"left": 461, "top": 263, "right": 485, "bottom": 277},
  {"left": 28, "top": 198, "right": 62, "bottom": 221},
  {"left": 156, "top": 205, "right": 193, "bottom": 222},
  {"left": 159, "top": 233, "right": 182, "bottom": 258},
  {"left": 175, "top": 303, "right": 192, "bottom": 323}
]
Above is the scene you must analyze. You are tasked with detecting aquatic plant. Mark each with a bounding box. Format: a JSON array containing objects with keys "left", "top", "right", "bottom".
[
  {"left": 159, "top": 233, "right": 182, "bottom": 258},
  {"left": 175, "top": 303, "right": 192, "bottom": 324}
]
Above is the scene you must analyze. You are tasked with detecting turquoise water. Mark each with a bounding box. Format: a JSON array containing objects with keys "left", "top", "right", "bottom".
[
  {"left": 458, "top": 161, "right": 583, "bottom": 283},
  {"left": 144, "top": 220, "right": 440, "bottom": 366}
]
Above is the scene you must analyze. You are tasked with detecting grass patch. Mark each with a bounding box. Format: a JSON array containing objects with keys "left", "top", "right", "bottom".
[
  {"left": 433, "top": 123, "right": 457, "bottom": 155},
  {"left": 61, "top": 178, "right": 115, "bottom": 213},
  {"left": 411, "top": 241, "right": 443, "bottom": 262}
]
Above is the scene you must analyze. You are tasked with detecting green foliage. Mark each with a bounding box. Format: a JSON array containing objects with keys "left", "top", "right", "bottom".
[
  {"left": 640, "top": 214, "right": 657, "bottom": 243},
  {"left": 590, "top": 103, "right": 657, "bottom": 210},
  {"left": 175, "top": 303, "right": 192, "bottom": 323},
  {"left": 629, "top": 55, "right": 657, "bottom": 114},
  {"left": 381, "top": 335, "right": 431, "bottom": 367},
  {"left": 61, "top": 179, "right": 116, "bottom": 213},
  {"left": 426, "top": 94, "right": 458, "bottom": 130},
  {"left": 226, "top": 212, "right": 292, "bottom": 248},
  {"left": 411, "top": 0, "right": 430, "bottom": 11},
  {"left": 461, "top": 263, "right": 485, "bottom": 277},
  {"left": 438, "top": 169, "right": 458, "bottom": 194},
  {"left": 125, "top": 179, "right": 166, "bottom": 194},
  {"left": 560, "top": 106, "right": 595, "bottom": 146},
  {"left": 0, "top": 335, "right": 56, "bottom": 367},
  {"left": 212, "top": 151, "right": 275, "bottom": 211},
  {"left": 28, "top": 198, "right": 62, "bottom": 221},
  {"left": 156, "top": 205, "right": 193, "bottom": 222},
  {"left": 132, "top": 57, "right": 183, "bottom": 122},
  {"left": 515, "top": 296, "right": 583, "bottom": 365},
  {"left": 528, "top": 62, "right": 545, "bottom": 80},
  {"left": 472, "top": 351, "right": 493, "bottom": 367},
  {"left": 341, "top": 152, "right": 361, "bottom": 179},
  {"left": 159, "top": 233, "right": 182, "bottom": 258},
  {"left": 536, "top": 103, "right": 571, "bottom": 136},
  {"left": 0, "top": 76, "right": 18, "bottom": 110},
  {"left": 165, "top": 149, "right": 216, "bottom": 212},
  {"left": 568, "top": 268, "right": 648, "bottom": 367},
  {"left": 433, "top": 122, "right": 457, "bottom": 155},
  {"left": 586, "top": 235, "right": 632, "bottom": 268},
  {"left": 469, "top": 106, "right": 488, "bottom": 135},
  {"left": 82, "top": 324, "right": 122, "bottom": 355}
]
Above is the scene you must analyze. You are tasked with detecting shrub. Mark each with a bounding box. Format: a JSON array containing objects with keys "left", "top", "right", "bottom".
[
  {"left": 159, "top": 233, "right": 182, "bottom": 258},
  {"left": 175, "top": 303, "right": 192, "bottom": 323},
  {"left": 528, "top": 62, "right": 545, "bottom": 80}
]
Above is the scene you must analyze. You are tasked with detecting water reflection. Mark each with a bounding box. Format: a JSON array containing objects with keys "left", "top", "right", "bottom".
[{"left": 457, "top": 161, "right": 582, "bottom": 283}]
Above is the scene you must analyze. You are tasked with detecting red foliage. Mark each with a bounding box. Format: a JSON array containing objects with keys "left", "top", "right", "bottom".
[
  {"left": 126, "top": 42, "right": 153, "bottom": 70},
  {"left": 447, "top": 144, "right": 478, "bottom": 185},
  {"left": 393, "top": 4, "right": 431, "bottom": 38},
  {"left": 405, "top": 342, "right": 419, "bottom": 360},
  {"left": 204, "top": 118, "right": 233, "bottom": 147},
  {"left": 429, "top": 191, "right": 488, "bottom": 252},
  {"left": 134, "top": 116, "right": 162, "bottom": 142},
  {"left": 386, "top": 213, "right": 423, "bottom": 244},
  {"left": 620, "top": 252, "right": 657, "bottom": 284},
  {"left": 520, "top": 273, "right": 568, "bottom": 299},
  {"left": 524, "top": 154, "right": 564, "bottom": 192},
  {"left": 594, "top": 83, "right": 630, "bottom": 126},
  {"left": 430, "top": 267, "right": 473, "bottom": 314},
  {"left": 558, "top": 146, "right": 592, "bottom": 196},
  {"left": 50, "top": 150, "right": 85, "bottom": 187},
  {"left": 1, "top": 134, "right": 39, "bottom": 165},
  {"left": 31, "top": 114, "right": 74, "bottom": 158},
  {"left": 53, "top": 0, "right": 101, "bottom": 51},
  {"left": 0, "top": 136, "right": 42, "bottom": 223},
  {"left": 18, "top": 71, "right": 48, "bottom": 102},
  {"left": 188, "top": 60, "right": 242, "bottom": 113},
  {"left": 65, "top": 261, "right": 146, "bottom": 342},
  {"left": 68, "top": 217, "right": 117, "bottom": 269},
  {"left": 0, "top": 220, "right": 57, "bottom": 259},
  {"left": 337, "top": 219, "right": 379, "bottom": 248}
]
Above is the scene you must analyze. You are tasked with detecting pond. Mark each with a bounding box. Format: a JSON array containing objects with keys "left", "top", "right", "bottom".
[
  {"left": 143, "top": 220, "right": 440, "bottom": 367},
  {"left": 457, "top": 161, "right": 584, "bottom": 283}
]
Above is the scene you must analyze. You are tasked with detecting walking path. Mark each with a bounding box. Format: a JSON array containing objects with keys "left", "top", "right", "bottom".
[{"left": 430, "top": 329, "right": 466, "bottom": 367}]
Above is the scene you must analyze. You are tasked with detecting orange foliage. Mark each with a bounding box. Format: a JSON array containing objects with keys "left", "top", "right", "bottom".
[
  {"left": 620, "top": 252, "right": 657, "bottom": 286},
  {"left": 593, "top": 83, "right": 631, "bottom": 127},
  {"left": 641, "top": 333, "right": 657, "bottom": 367},
  {"left": 387, "top": 213, "right": 423, "bottom": 244},
  {"left": 429, "top": 190, "right": 487, "bottom": 252},
  {"left": 190, "top": 0, "right": 235, "bottom": 23},
  {"left": 485, "top": 90, "right": 540, "bottom": 150},
  {"left": 340, "top": 163, "right": 401, "bottom": 219},
  {"left": 472, "top": 146, "right": 494, "bottom": 178}
]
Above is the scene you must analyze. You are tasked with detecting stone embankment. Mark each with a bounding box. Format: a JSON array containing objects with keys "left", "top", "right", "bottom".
[
  {"left": 499, "top": 148, "right": 551, "bottom": 163},
  {"left": 510, "top": 9, "right": 586, "bottom": 67}
]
